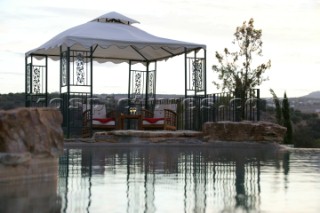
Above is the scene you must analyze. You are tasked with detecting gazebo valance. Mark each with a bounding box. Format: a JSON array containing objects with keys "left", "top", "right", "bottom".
[{"left": 26, "top": 11, "right": 206, "bottom": 63}]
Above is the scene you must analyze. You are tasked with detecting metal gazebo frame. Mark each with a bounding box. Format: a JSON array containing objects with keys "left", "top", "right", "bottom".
[{"left": 25, "top": 12, "right": 207, "bottom": 137}]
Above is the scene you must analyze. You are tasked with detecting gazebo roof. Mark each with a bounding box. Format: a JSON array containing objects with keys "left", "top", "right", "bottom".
[{"left": 26, "top": 11, "right": 206, "bottom": 63}]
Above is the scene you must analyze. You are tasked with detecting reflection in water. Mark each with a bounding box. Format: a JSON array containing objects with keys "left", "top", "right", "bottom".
[
  {"left": 0, "top": 159, "right": 61, "bottom": 213},
  {"left": 57, "top": 144, "right": 301, "bottom": 213}
]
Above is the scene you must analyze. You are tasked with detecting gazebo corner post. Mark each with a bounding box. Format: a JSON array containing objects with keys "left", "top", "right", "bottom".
[
  {"left": 184, "top": 48, "right": 188, "bottom": 99},
  {"left": 193, "top": 50, "right": 199, "bottom": 130},
  {"left": 59, "top": 46, "right": 62, "bottom": 95},
  {"left": 154, "top": 61, "right": 157, "bottom": 103},
  {"left": 89, "top": 47, "right": 94, "bottom": 96},
  {"left": 58, "top": 46, "right": 65, "bottom": 135},
  {"left": 128, "top": 60, "right": 132, "bottom": 115},
  {"left": 145, "top": 61, "right": 150, "bottom": 110},
  {"left": 45, "top": 55, "right": 48, "bottom": 107},
  {"left": 90, "top": 46, "right": 94, "bottom": 136},
  {"left": 184, "top": 48, "right": 188, "bottom": 130},
  {"left": 194, "top": 50, "right": 198, "bottom": 97},
  {"left": 204, "top": 48, "right": 207, "bottom": 97},
  {"left": 66, "top": 47, "right": 71, "bottom": 138},
  {"left": 25, "top": 55, "right": 28, "bottom": 107}
]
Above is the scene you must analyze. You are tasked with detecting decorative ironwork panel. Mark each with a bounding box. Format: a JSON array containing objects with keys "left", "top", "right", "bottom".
[
  {"left": 33, "top": 67, "right": 41, "bottom": 93},
  {"left": 129, "top": 62, "right": 157, "bottom": 110},
  {"left": 26, "top": 65, "right": 46, "bottom": 94},
  {"left": 148, "top": 71, "right": 155, "bottom": 99},
  {"left": 192, "top": 59, "right": 203, "bottom": 91},
  {"left": 187, "top": 57, "right": 205, "bottom": 95},
  {"left": 61, "top": 51, "right": 67, "bottom": 86},
  {"left": 134, "top": 72, "right": 142, "bottom": 96},
  {"left": 76, "top": 53, "right": 85, "bottom": 85}
]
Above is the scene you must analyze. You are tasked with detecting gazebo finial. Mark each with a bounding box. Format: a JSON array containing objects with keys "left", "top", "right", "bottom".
[{"left": 91, "top": 11, "right": 140, "bottom": 25}]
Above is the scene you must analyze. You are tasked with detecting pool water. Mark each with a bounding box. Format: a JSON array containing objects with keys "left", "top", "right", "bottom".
[
  {"left": 58, "top": 144, "right": 320, "bottom": 213},
  {"left": 1, "top": 143, "right": 320, "bottom": 213}
]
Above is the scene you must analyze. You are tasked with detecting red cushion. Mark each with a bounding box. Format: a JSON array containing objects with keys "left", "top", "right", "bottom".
[
  {"left": 93, "top": 118, "right": 115, "bottom": 124},
  {"left": 143, "top": 118, "right": 165, "bottom": 124}
]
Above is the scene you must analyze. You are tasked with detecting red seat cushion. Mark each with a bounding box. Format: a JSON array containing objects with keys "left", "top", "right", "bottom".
[
  {"left": 143, "top": 118, "right": 165, "bottom": 124},
  {"left": 93, "top": 118, "right": 115, "bottom": 124}
]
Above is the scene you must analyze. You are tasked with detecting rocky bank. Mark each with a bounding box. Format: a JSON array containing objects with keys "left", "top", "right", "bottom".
[{"left": 0, "top": 107, "right": 64, "bottom": 181}]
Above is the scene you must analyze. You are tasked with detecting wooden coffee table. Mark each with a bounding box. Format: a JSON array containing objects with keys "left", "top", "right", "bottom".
[{"left": 120, "top": 114, "right": 142, "bottom": 130}]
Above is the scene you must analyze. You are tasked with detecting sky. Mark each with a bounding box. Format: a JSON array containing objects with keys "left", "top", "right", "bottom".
[{"left": 0, "top": 0, "right": 319, "bottom": 98}]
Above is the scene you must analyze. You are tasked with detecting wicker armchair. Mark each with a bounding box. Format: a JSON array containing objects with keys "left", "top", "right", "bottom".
[
  {"left": 82, "top": 109, "right": 117, "bottom": 137},
  {"left": 141, "top": 106, "right": 177, "bottom": 131}
]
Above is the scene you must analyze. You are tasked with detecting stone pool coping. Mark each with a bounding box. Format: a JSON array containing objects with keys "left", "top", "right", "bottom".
[
  {"left": 65, "top": 130, "right": 204, "bottom": 144},
  {"left": 65, "top": 121, "right": 287, "bottom": 145},
  {"left": 64, "top": 130, "right": 288, "bottom": 152}
]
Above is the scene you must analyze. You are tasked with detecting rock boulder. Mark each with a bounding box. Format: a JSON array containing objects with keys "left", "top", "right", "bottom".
[
  {"left": 0, "top": 107, "right": 64, "bottom": 157},
  {"left": 202, "top": 121, "right": 287, "bottom": 143}
]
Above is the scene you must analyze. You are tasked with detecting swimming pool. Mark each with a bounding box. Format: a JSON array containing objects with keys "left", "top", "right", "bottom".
[{"left": 1, "top": 143, "right": 320, "bottom": 213}]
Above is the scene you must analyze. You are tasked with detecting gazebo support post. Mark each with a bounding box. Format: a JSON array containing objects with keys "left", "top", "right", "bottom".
[
  {"left": 145, "top": 61, "right": 150, "bottom": 110},
  {"left": 204, "top": 49, "right": 207, "bottom": 97},
  {"left": 128, "top": 60, "right": 132, "bottom": 103},
  {"left": 194, "top": 50, "right": 197, "bottom": 97},
  {"left": 66, "top": 47, "right": 71, "bottom": 138},
  {"left": 153, "top": 61, "right": 157, "bottom": 103},
  {"left": 184, "top": 48, "right": 188, "bottom": 98},
  {"left": 25, "top": 56, "right": 28, "bottom": 107},
  {"left": 59, "top": 46, "right": 62, "bottom": 95},
  {"left": 45, "top": 55, "right": 48, "bottom": 107},
  {"left": 90, "top": 46, "right": 94, "bottom": 137}
]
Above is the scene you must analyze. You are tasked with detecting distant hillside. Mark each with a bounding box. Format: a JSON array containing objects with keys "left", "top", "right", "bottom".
[
  {"left": 301, "top": 91, "right": 320, "bottom": 99},
  {"left": 289, "top": 91, "right": 320, "bottom": 113}
]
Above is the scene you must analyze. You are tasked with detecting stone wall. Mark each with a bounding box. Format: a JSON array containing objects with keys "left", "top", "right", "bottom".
[{"left": 202, "top": 121, "right": 287, "bottom": 143}]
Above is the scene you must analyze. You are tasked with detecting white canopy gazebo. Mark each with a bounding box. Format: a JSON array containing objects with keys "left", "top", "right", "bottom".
[{"left": 25, "top": 11, "right": 207, "bottom": 136}]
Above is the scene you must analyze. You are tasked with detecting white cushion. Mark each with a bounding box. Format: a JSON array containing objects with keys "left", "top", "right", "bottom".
[{"left": 92, "top": 105, "right": 106, "bottom": 118}]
